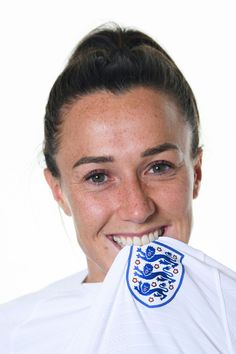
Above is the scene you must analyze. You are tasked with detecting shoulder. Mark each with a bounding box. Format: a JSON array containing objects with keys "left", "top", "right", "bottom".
[
  {"left": 0, "top": 271, "right": 87, "bottom": 351},
  {"left": 164, "top": 237, "right": 236, "bottom": 350},
  {"left": 204, "top": 256, "right": 236, "bottom": 351},
  {"left": 0, "top": 270, "right": 87, "bottom": 319}
]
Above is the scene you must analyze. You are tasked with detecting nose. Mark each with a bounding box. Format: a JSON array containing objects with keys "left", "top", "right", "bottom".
[{"left": 117, "top": 178, "right": 156, "bottom": 224}]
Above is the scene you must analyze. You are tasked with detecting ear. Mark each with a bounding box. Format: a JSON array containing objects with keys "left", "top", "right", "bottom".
[
  {"left": 193, "top": 148, "right": 203, "bottom": 199},
  {"left": 44, "top": 168, "right": 72, "bottom": 216}
]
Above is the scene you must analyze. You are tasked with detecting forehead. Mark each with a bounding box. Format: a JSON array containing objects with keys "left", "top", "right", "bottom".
[
  {"left": 63, "top": 87, "right": 181, "bottom": 124},
  {"left": 58, "top": 87, "right": 191, "bottom": 159}
]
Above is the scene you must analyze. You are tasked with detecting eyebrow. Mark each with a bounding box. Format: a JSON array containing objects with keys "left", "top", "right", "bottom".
[
  {"left": 141, "top": 143, "right": 179, "bottom": 157},
  {"left": 72, "top": 142, "right": 179, "bottom": 169},
  {"left": 73, "top": 155, "right": 114, "bottom": 168}
]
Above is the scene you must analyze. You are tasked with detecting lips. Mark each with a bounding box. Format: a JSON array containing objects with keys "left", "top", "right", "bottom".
[{"left": 109, "top": 227, "right": 165, "bottom": 247}]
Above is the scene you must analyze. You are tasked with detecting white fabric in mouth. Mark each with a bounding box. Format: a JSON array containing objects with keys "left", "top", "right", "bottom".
[{"left": 65, "top": 236, "right": 236, "bottom": 354}]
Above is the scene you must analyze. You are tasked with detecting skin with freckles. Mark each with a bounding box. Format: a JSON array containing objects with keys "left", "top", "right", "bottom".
[{"left": 44, "top": 87, "right": 202, "bottom": 283}]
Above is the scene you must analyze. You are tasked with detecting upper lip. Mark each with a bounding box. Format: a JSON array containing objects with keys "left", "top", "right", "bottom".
[{"left": 106, "top": 226, "right": 166, "bottom": 238}]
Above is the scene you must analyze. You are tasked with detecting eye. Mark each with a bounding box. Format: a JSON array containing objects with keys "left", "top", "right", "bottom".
[
  {"left": 85, "top": 170, "right": 108, "bottom": 184},
  {"left": 148, "top": 160, "right": 174, "bottom": 175}
]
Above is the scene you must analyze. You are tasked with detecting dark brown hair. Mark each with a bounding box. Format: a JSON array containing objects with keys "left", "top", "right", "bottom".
[{"left": 44, "top": 24, "right": 200, "bottom": 177}]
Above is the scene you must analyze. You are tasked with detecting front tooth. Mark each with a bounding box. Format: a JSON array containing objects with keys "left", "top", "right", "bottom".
[
  {"left": 149, "top": 232, "right": 155, "bottom": 242},
  {"left": 126, "top": 237, "right": 133, "bottom": 245},
  {"left": 141, "top": 235, "right": 149, "bottom": 245},
  {"left": 120, "top": 236, "right": 126, "bottom": 245},
  {"left": 133, "top": 236, "right": 141, "bottom": 246},
  {"left": 113, "top": 231, "right": 161, "bottom": 247}
]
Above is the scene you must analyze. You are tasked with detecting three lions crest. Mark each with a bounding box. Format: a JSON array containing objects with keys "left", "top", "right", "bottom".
[{"left": 126, "top": 241, "right": 185, "bottom": 307}]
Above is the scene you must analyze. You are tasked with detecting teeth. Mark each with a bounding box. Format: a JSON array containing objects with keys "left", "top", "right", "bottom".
[
  {"left": 121, "top": 236, "right": 126, "bottom": 244},
  {"left": 149, "top": 233, "right": 155, "bottom": 241},
  {"left": 112, "top": 228, "right": 164, "bottom": 247},
  {"left": 142, "top": 235, "right": 149, "bottom": 244},
  {"left": 133, "top": 236, "right": 141, "bottom": 246},
  {"left": 126, "top": 237, "right": 133, "bottom": 245}
]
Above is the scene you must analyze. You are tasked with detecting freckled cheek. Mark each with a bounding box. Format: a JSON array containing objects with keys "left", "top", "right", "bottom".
[
  {"left": 155, "top": 181, "right": 193, "bottom": 215},
  {"left": 69, "top": 194, "right": 114, "bottom": 232}
]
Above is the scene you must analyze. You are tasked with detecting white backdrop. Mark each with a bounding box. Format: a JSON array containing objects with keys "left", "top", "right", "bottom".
[{"left": 0, "top": 0, "right": 235, "bottom": 303}]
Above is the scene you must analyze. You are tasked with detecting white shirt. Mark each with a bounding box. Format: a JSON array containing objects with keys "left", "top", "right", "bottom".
[{"left": 1, "top": 237, "right": 236, "bottom": 353}]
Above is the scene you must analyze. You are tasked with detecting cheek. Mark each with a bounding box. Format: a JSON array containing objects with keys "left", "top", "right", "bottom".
[
  {"left": 157, "top": 174, "right": 194, "bottom": 214},
  {"left": 69, "top": 192, "right": 113, "bottom": 233}
]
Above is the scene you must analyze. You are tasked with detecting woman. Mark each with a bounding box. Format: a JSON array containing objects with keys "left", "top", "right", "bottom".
[{"left": 1, "top": 24, "right": 235, "bottom": 353}]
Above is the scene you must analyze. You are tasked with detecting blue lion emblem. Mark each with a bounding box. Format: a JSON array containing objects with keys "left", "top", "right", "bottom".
[
  {"left": 126, "top": 240, "right": 185, "bottom": 308},
  {"left": 136, "top": 246, "right": 178, "bottom": 268},
  {"left": 134, "top": 281, "right": 168, "bottom": 300},
  {"left": 134, "top": 264, "right": 176, "bottom": 284}
]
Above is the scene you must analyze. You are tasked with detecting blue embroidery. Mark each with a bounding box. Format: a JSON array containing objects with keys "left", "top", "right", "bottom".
[
  {"left": 126, "top": 240, "right": 185, "bottom": 308},
  {"left": 136, "top": 246, "right": 179, "bottom": 267},
  {"left": 134, "top": 264, "right": 176, "bottom": 283},
  {"left": 134, "top": 282, "right": 169, "bottom": 300}
]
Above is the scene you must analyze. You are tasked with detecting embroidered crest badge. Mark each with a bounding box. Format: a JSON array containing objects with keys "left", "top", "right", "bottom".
[{"left": 126, "top": 240, "right": 185, "bottom": 308}]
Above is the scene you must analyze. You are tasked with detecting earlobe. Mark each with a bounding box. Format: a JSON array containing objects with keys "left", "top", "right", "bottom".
[
  {"left": 193, "top": 148, "right": 203, "bottom": 199},
  {"left": 44, "top": 168, "right": 72, "bottom": 216}
]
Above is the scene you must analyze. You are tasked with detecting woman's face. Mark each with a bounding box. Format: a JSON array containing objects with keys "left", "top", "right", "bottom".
[{"left": 45, "top": 87, "right": 202, "bottom": 282}]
